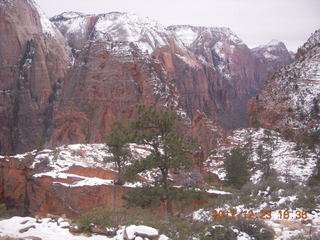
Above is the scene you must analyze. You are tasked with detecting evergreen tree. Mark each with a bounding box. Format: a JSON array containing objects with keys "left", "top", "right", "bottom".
[
  {"left": 124, "top": 105, "right": 194, "bottom": 215},
  {"left": 257, "top": 144, "right": 272, "bottom": 180},
  {"left": 105, "top": 120, "right": 132, "bottom": 185},
  {"left": 224, "top": 148, "right": 250, "bottom": 189}
]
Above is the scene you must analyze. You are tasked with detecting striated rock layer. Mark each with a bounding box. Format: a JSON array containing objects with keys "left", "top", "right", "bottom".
[{"left": 0, "top": 145, "right": 132, "bottom": 216}]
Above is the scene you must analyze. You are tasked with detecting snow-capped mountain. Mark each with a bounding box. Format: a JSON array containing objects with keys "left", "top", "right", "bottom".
[
  {"left": 249, "top": 29, "right": 320, "bottom": 137},
  {"left": 252, "top": 39, "right": 293, "bottom": 76},
  {"left": 51, "top": 12, "right": 186, "bottom": 54},
  {"left": 168, "top": 25, "right": 243, "bottom": 47},
  {"left": 168, "top": 25, "right": 245, "bottom": 80}
]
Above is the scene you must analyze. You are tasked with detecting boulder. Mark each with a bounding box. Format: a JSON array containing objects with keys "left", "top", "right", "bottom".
[
  {"left": 124, "top": 225, "right": 159, "bottom": 240},
  {"left": 69, "top": 224, "right": 83, "bottom": 234}
]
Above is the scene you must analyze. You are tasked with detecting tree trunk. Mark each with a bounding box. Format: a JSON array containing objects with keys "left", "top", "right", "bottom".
[
  {"left": 116, "top": 161, "right": 123, "bottom": 185},
  {"left": 164, "top": 184, "right": 173, "bottom": 216}
]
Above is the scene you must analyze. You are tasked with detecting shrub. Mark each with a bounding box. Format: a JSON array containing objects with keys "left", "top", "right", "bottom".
[
  {"left": 204, "top": 218, "right": 274, "bottom": 240},
  {"left": 0, "top": 203, "right": 7, "bottom": 216},
  {"left": 232, "top": 218, "right": 274, "bottom": 240},
  {"left": 203, "top": 225, "right": 237, "bottom": 240},
  {"left": 76, "top": 208, "right": 210, "bottom": 240},
  {"left": 294, "top": 190, "right": 317, "bottom": 211},
  {"left": 123, "top": 186, "right": 165, "bottom": 209},
  {"left": 204, "top": 174, "right": 217, "bottom": 186},
  {"left": 283, "top": 128, "right": 295, "bottom": 140}
]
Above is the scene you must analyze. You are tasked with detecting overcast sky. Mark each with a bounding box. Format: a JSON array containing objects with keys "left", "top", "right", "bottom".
[{"left": 36, "top": 0, "right": 319, "bottom": 51}]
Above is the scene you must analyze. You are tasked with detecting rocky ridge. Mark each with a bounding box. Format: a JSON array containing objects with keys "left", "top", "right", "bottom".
[{"left": 248, "top": 29, "right": 320, "bottom": 138}]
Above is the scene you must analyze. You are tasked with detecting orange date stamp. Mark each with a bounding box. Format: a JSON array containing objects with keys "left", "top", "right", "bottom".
[{"left": 212, "top": 209, "right": 308, "bottom": 220}]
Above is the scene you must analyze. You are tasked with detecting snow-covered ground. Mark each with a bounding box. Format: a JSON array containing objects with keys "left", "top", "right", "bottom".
[
  {"left": 1, "top": 143, "right": 236, "bottom": 196},
  {"left": 0, "top": 216, "right": 168, "bottom": 240}
]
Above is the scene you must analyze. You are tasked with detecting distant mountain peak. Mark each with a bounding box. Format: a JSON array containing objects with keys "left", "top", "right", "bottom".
[
  {"left": 167, "top": 24, "right": 244, "bottom": 47},
  {"left": 267, "top": 39, "right": 283, "bottom": 46},
  {"left": 253, "top": 40, "right": 287, "bottom": 51},
  {"left": 50, "top": 11, "right": 85, "bottom": 21},
  {"left": 51, "top": 11, "right": 177, "bottom": 53}
]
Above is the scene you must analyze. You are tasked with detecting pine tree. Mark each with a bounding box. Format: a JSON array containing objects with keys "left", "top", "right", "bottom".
[
  {"left": 224, "top": 148, "right": 249, "bottom": 189},
  {"left": 105, "top": 120, "right": 132, "bottom": 185},
  {"left": 124, "top": 105, "right": 194, "bottom": 215},
  {"left": 257, "top": 144, "right": 272, "bottom": 180}
]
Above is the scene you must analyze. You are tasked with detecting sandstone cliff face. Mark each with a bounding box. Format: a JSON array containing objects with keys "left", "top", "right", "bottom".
[
  {"left": 168, "top": 25, "right": 276, "bottom": 129},
  {"left": 49, "top": 12, "right": 218, "bottom": 148},
  {"left": 0, "top": 145, "right": 131, "bottom": 217},
  {"left": 0, "top": 0, "right": 68, "bottom": 155},
  {"left": 248, "top": 30, "right": 320, "bottom": 138}
]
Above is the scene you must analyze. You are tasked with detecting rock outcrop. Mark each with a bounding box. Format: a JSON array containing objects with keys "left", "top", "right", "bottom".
[{"left": 0, "top": 145, "right": 130, "bottom": 216}]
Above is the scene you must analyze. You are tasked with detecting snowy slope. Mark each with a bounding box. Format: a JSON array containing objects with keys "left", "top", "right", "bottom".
[
  {"left": 204, "top": 128, "right": 319, "bottom": 184},
  {"left": 168, "top": 25, "right": 243, "bottom": 47},
  {"left": 93, "top": 12, "right": 173, "bottom": 53}
]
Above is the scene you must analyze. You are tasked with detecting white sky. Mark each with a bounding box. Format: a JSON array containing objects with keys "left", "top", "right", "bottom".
[{"left": 36, "top": 0, "right": 320, "bottom": 51}]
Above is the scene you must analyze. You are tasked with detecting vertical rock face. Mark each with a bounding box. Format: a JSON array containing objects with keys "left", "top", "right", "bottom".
[
  {"left": 0, "top": 0, "right": 68, "bottom": 155},
  {"left": 248, "top": 29, "right": 320, "bottom": 137},
  {"left": 168, "top": 25, "right": 275, "bottom": 128},
  {"left": 49, "top": 12, "right": 194, "bottom": 145},
  {"left": 0, "top": 152, "right": 130, "bottom": 217},
  {"left": 252, "top": 40, "right": 294, "bottom": 77}
]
